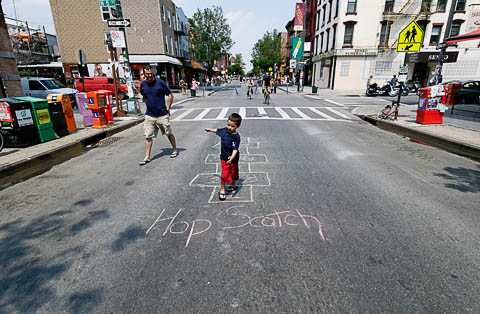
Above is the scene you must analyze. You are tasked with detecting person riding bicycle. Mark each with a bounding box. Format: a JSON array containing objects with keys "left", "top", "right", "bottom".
[{"left": 262, "top": 73, "right": 272, "bottom": 104}]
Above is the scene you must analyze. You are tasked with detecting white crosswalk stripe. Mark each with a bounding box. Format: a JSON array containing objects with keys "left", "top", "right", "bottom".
[
  {"left": 170, "top": 107, "right": 351, "bottom": 122},
  {"left": 194, "top": 108, "right": 211, "bottom": 120}
]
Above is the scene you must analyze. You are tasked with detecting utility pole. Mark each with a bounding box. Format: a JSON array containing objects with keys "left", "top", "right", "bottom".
[{"left": 434, "top": 0, "right": 458, "bottom": 85}]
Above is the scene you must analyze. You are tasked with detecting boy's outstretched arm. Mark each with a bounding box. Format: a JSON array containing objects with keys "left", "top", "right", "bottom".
[
  {"left": 204, "top": 128, "right": 217, "bottom": 133},
  {"left": 227, "top": 150, "right": 238, "bottom": 164}
]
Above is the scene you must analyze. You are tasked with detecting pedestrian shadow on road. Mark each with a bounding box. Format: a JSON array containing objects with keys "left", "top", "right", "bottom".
[
  {"left": 150, "top": 147, "right": 187, "bottom": 161},
  {"left": 0, "top": 206, "right": 109, "bottom": 313},
  {"left": 433, "top": 165, "right": 480, "bottom": 193}
]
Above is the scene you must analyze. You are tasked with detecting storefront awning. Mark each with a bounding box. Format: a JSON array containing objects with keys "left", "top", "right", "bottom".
[
  {"left": 446, "top": 29, "right": 480, "bottom": 45},
  {"left": 129, "top": 55, "right": 182, "bottom": 66},
  {"left": 191, "top": 60, "right": 207, "bottom": 71}
]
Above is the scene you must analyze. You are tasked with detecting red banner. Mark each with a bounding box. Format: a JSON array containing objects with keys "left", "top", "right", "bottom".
[{"left": 294, "top": 3, "right": 304, "bottom": 31}]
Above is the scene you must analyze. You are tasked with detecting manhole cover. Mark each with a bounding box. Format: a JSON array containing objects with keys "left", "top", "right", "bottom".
[{"left": 94, "top": 137, "right": 124, "bottom": 148}]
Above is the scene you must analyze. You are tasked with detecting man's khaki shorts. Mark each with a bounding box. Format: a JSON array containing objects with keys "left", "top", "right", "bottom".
[{"left": 144, "top": 114, "right": 173, "bottom": 138}]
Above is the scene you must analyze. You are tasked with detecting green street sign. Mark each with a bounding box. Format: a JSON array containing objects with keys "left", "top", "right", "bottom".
[
  {"left": 100, "top": 0, "right": 115, "bottom": 7},
  {"left": 292, "top": 37, "right": 304, "bottom": 60}
]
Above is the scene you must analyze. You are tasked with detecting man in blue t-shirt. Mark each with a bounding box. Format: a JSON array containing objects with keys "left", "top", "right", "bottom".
[{"left": 139, "top": 65, "right": 177, "bottom": 166}]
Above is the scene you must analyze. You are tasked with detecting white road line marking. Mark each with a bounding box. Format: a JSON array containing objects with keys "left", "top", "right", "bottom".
[
  {"left": 324, "top": 99, "right": 346, "bottom": 107},
  {"left": 308, "top": 107, "right": 335, "bottom": 120},
  {"left": 194, "top": 108, "right": 211, "bottom": 120},
  {"left": 291, "top": 107, "right": 312, "bottom": 119},
  {"left": 239, "top": 107, "right": 246, "bottom": 119},
  {"left": 216, "top": 108, "right": 229, "bottom": 120},
  {"left": 172, "top": 109, "right": 194, "bottom": 121},
  {"left": 274, "top": 107, "right": 290, "bottom": 119},
  {"left": 258, "top": 107, "right": 267, "bottom": 115},
  {"left": 305, "top": 95, "right": 323, "bottom": 100},
  {"left": 326, "top": 107, "right": 351, "bottom": 120}
]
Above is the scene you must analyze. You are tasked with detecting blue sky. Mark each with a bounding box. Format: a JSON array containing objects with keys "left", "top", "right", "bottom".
[{"left": 2, "top": 0, "right": 296, "bottom": 70}]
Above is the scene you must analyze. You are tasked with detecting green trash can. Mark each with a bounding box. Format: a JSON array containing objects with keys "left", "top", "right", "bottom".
[
  {"left": 15, "top": 97, "right": 56, "bottom": 143},
  {"left": 190, "top": 89, "right": 196, "bottom": 97},
  {"left": 312, "top": 86, "right": 318, "bottom": 94}
]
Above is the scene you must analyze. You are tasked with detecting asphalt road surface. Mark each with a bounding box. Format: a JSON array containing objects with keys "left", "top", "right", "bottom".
[{"left": 1, "top": 85, "right": 479, "bottom": 313}]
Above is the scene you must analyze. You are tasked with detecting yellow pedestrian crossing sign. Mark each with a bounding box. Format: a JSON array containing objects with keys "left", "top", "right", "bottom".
[{"left": 397, "top": 21, "right": 424, "bottom": 52}]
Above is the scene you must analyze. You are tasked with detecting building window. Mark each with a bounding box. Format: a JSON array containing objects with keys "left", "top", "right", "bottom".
[
  {"left": 340, "top": 62, "right": 350, "bottom": 77},
  {"left": 316, "top": 9, "right": 320, "bottom": 30},
  {"left": 418, "top": 22, "right": 428, "bottom": 44},
  {"left": 344, "top": 24, "right": 354, "bottom": 45},
  {"left": 175, "top": 40, "right": 178, "bottom": 56},
  {"left": 335, "top": 0, "right": 339, "bottom": 17},
  {"left": 322, "top": 5, "right": 326, "bottom": 25},
  {"left": 320, "top": 33, "right": 323, "bottom": 52},
  {"left": 326, "top": 29, "right": 330, "bottom": 51},
  {"left": 161, "top": 5, "right": 165, "bottom": 22},
  {"left": 436, "top": 0, "right": 447, "bottom": 11},
  {"left": 450, "top": 22, "right": 462, "bottom": 37},
  {"left": 430, "top": 25, "right": 442, "bottom": 45},
  {"left": 315, "top": 35, "right": 319, "bottom": 54},
  {"left": 332, "top": 24, "right": 337, "bottom": 49},
  {"left": 379, "top": 22, "right": 391, "bottom": 46},
  {"left": 171, "top": 38, "right": 174, "bottom": 55},
  {"left": 421, "top": 0, "right": 431, "bottom": 12},
  {"left": 165, "top": 35, "right": 169, "bottom": 53},
  {"left": 328, "top": 0, "right": 333, "bottom": 22},
  {"left": 347, "top": 0, "right": 357, "bottom": 13},
  {"left": 384, "top": 0, "right": 394, "bottom": 12},
  {"left": 456, "top": 0, "right": 466, "bottom": 11},
  {"left": 173, "top": 14, "right": 176, "bottom": 30},
  {"left": 168, "top": 10, "right": 171, "bottom": 27}
]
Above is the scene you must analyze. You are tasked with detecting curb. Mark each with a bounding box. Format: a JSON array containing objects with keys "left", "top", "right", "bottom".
[
  {"left": 0, "top": 117, "right": 145, "bottom": 190},
  {"left": 358, "top": 114, "right": 480, "bottom": 161}
]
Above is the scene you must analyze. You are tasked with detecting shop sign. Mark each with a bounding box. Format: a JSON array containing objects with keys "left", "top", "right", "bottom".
[
  {"left": 290, "top": 59, "right": 297, "bottom": 69},
  {"left": 336, "top": 49, "right": 377, "bottom": 56},
  {"left": 407, "top": 51, "right": 459, "bottom": 63},
  {"left": 15, "top": 109, "right": 33, "bottom": 126},
  {"left": 36, "top": 109, "right": 51, "bottom": 125},
  {"left": 312, "top": 50, "right": 335, "bottom": 62},
  {"left": 466, "top": 7, "right": 480, "bottom": 32},
  {"left": 0, "top": 102, "right": 12, "bottom": 122}
]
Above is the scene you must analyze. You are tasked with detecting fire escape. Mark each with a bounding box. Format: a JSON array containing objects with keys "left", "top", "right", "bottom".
[{"left": 379, "top": 0, "right": 432, "bottom": 50}]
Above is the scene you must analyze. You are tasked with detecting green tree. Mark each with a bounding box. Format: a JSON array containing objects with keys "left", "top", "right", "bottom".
[
  {"left": 251, "top": 29, "right": 283, "bottom": 73},
  {"left": 188, "top": 6, "right": 234, "bottom": 75},
  {"left": 227, "top": 53, "right": 245, "bottom": 75}
]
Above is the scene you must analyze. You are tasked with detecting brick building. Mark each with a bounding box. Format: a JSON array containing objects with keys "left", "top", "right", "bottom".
[
  {"left": 49, "top": 0, "right": 191, "bottom": 88},
  {"left": 0, "top": 3, "right": 22, "bottom": 97}
]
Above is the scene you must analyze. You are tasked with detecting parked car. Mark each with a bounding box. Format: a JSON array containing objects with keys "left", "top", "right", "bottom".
[
  {"left": 442, "top": 80, "right": 480, "bottom": 105},
  {"left": 75, "top": 77, "right": 129, "bottom": 99},
  {"left": 21, "top": 77, "right": 78, "bottom": 107}
]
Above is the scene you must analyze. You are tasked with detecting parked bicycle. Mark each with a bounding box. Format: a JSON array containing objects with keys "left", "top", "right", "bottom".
[{"left": 378, "top": 101, "right": 400, "bottom": 121}]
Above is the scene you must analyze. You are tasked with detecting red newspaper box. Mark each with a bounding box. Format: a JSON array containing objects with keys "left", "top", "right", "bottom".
[
  {"left": 416, "top": 86, "right": 446, "bottom": 124},
  {"left": 97, "top": 90, "right": 115, "bottom": 124},
  {"left": 86, "top": 91, "right": 108, "bottom": 128}
]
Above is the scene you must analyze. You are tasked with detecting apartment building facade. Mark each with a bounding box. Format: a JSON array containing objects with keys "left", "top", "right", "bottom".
[
  {"left": 312, "top": 0, "right": 480, "bottom": 90},
  {"left": 49, "top": 0, "right": 191, "bottom": 88}
]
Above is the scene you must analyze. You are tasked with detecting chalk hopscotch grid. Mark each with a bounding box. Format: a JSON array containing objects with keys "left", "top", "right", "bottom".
[{"left": 189, "top": 137, "right": 271, "bottom": 203}]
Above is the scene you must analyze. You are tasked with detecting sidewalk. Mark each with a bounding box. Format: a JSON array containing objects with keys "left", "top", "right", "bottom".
[
  {"left": 353, "top": 103, "right": 480, "bottom": 160},
  {"left": 0, "top": 92, "right": 194, "bottom": 189}
]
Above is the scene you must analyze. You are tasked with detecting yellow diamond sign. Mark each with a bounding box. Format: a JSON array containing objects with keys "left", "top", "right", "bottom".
[{"left": 397, "top": 21, "right": 424, "bottom": 52}]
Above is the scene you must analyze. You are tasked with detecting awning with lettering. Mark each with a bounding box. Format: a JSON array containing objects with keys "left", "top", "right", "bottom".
[
  {"left": 129, "top": 55, "right": 182, "bottom": 66},
  {"left": 446, "top": 29, "right": 480, "bottom": 45}
]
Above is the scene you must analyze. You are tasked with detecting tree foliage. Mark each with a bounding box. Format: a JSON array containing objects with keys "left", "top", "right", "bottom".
[
  {"left": 188, "top": 6, "right": 234, "bottom": 74},
  {"left": 251, "top": 29, "right": 282, "bottom": 73},
  {"left": 228, "top": 53, "right": 245, "bottom": 75}
]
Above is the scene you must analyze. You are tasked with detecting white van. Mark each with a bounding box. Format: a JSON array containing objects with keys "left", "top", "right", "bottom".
[{"left": 21, "top": 77, "right": 78, "bottom": 106}]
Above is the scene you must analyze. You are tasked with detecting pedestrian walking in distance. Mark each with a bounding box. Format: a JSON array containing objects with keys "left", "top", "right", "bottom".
[
  {"left": 139, "top": 65, "right": 178, "bottom": 166},
  {"left": 204, "top": 113, "right": 242, "bottom": 201}
]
